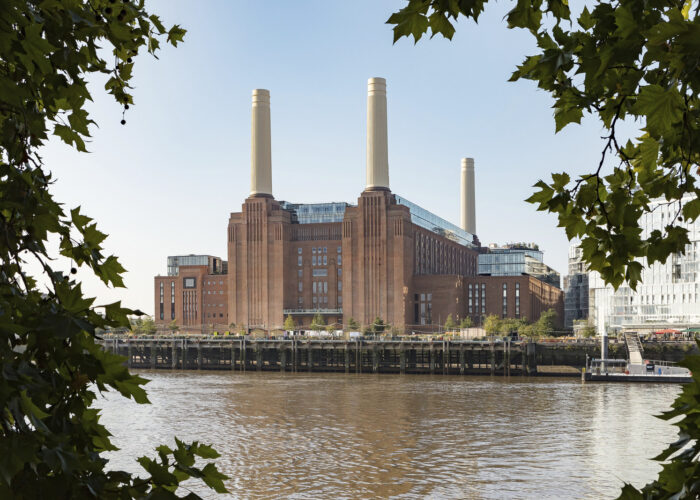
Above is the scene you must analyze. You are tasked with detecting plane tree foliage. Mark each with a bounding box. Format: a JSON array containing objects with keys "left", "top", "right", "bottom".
[
  {"left": 0, "top": 0, "right": 227, "bottom": 497},
  {"left": 388, "top": 0, "right": 699, "bottom": 291},
  {"left": 388, "top": 0, "right": 699, "bottom": 497}
]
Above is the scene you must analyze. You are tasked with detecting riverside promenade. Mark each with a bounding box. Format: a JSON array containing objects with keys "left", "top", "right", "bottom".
[{"left": 98, "top": 337, "right": 537, "bottom": 376}]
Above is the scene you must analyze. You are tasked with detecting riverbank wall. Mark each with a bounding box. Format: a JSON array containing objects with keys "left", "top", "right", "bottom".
[{"left": 97, "top": 337, "right": 699, "bottom": 376}]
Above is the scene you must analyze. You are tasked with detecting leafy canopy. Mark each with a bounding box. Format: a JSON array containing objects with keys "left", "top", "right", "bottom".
[
  {"left": 388, "top": 0, "right": 700, "bottom": 291},
  {"left": 388, "top": 0, "right": 699, "bottom": 495},
  {"left": 0, "top": 0, "right": 226, "bottom": 497}
]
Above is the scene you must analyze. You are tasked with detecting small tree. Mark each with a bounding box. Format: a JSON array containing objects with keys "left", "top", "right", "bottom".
[
  {"left": 168, "top": 319, "right": 179, "bottom": 334},
  {"left": 326, "top": 323, "right": 336, "bottom": 334},
  {"left": 311, "top": 313, "right": 325, "bottom": 332},
  {"left": 283, "top": 315, "right": 296, "bottom": 331},
  {"left": 444, "top": 314, "right": 456, "bottom": 331},
  {"left": 141, "top": 316, "right": 157, "bottom": 336},
  {"left": 229, "top": 322, "right": 236, "bottom": 330},
  {"left": 347, "top": 317, "right": 360, "bottom": 330},
  {"left": 372, "top": 317, "right": 386, "bottom": 334},
  {"left": 534, "top": 309, "right": 557, "bottom": 337},
  {"left": 459, "top": 317, "right": 473, "bottom": 329},
  {"left": 483, "top": 314, "right": 501, "bottom": 335},
  {"left": 580, "top": 326, "right": 597, "bottom": 338},
  {"left": 130, "top": 317, "right": 144, "bottom": 335}
]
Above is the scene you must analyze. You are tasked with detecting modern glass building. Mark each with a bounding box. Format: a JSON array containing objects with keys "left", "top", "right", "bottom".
[
  {"left": 589, "top": 196, "right": 700, "bottom": 333},
  {"left": 167, "top": 255, "right": 224, "bottom": 276},
  {"left": 563, "top": 244, "right": 589, "bottom": 329},
  {"left": 279, "top": 201, "right": 349, "bottom": 224},
  {"left": 280, "top": 196, "right": 477, "bottom": 247},
  {"left": 394, "top": 195, "right": 476, "bottom": 247},
  {"left": 478, "top": 244, "right": 561, "bottom": 288}
]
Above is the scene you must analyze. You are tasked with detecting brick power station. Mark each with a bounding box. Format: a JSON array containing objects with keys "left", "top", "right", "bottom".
[{"left": 154, "top": 78, "right": 563, "bottom": 333}]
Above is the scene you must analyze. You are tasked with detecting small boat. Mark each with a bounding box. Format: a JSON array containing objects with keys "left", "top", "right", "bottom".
[{"left": 582, "top": 332, "right": 692, "bottom": 383}]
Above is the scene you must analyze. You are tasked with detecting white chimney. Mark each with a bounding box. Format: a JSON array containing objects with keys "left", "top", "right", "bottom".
[
  {"left": 250, "top": 89, "right": 272, "bottom": 197},
  {"left": 366, "top": 77, "right": 389, "bottom": 190},
  {"left": 461, "top": 158, "right": 476, "bottom": 234}
]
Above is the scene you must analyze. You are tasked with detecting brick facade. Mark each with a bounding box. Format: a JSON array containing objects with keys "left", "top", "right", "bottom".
[{"left": 155, "top": 190, "right": 562, "bottom": 332}]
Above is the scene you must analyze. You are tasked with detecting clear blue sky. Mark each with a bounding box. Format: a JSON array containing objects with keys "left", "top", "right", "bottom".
[{"left": 42, "top": 1, "right": 609, "bottom": 315}]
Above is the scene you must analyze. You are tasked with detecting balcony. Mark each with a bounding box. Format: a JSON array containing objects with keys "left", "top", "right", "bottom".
[{"left": 283, "top": 308, "right": 342, "bottom": 315}]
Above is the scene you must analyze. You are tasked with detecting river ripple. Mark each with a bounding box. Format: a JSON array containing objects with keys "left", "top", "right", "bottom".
[{"left": 95, "top": 372, "right": 680, "bottom": 499}]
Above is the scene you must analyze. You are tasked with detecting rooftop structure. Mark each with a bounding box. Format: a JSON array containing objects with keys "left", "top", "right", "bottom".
[
  {"left": 478, "top": 244, "right": 560, "bottom": 288},
  {"left": 166, "top": 255, "right": 225, "bottom": 277}
]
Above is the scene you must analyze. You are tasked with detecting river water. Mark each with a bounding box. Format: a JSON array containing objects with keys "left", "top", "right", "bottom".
[{"left": 96, "top": 371, "right": 680, "bottom": 499}]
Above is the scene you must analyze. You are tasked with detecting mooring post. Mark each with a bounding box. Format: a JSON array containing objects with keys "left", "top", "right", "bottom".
[
  {"left": 172, "top": 340, "right": 177, "bottom": 369},
  {"left": 150, "top": 343, "right": 157, "bottom": 369},
  {"left": 429, "top": 345, "right": 435, "bottom": 375},
  {"left": 505, "top": 340, "right": 511, "bottom": 376},
  {"left": 197, "top": 342, "right": 203, "bottom": 370},
  {"left": 443, "top": 340, "right": 448, "bottom": 375},
  {"left": 230, "top": 341, "right": 235, "bottom": 370},
  {"left": 371, "top": 345, "right": 379, "bottom": 373},
  {"left": 307, "top": 341, "right": 312, "bottom": 372},
  {"left": 459, "top": 346, "right": 465, "bottom": 375},
  {"left": 489, "top": 340, "right": 495, "bottom": 376},
  {"left": 344, "top": 343, "right": 350, "bottom": 374},
  {"left": 256, "top": 344, "right": 262, "bottom": 371},
  {"left": 127, "top": 340, "right": 132, "bottom": 369},
  {"left": 292, "top": 339, "right": 297, "bottom": 373},
  {"left": 399, "top": 343, "right": 406, "bottom": 375},
  {"left": 241, "top": 338, "right": 246, "bottom": 372},
  {"left": 356, "top": 340, "right": 361, "bottom": 374},
  {"left": 280, "top": 346, "right": 287, "bottom": 372},
  {"left": 527, "top": 341, "right": 537, "bottom": 375}
]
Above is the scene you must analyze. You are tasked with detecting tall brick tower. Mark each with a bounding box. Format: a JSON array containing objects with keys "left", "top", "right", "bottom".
[
  {"left": 228, "top": 89, "right": 290, "bottom": 331},
  {"left": 341, "top": 78, "right": 414, "bottom": 327}
]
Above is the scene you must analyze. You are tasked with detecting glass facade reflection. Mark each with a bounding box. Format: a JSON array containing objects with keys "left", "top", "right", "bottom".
[
  {"left": 589, "top": 196, "right": 700, "bottom": 332},
  {"left": 479, "top": 247, "right": 560, "bottom": 288},
  {"left": 281, "top": 195, "right": 477, "bottom": 247},
  {"left": 394, "top": 195, "right": 476, "bottom": 247},
  {"left": 279, "top": 202, "right": 349, "bottom": 224},
  {"left": 167, "top": 255, "right": 222, "bottom": 276}
]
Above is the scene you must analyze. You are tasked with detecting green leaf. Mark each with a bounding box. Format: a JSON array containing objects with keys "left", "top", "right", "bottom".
[
  {"left": 635, "top": 85, "right": 684, "bottom": 137},
  {"left": 554, "top": 106, "right": 583, "bottom": 132}
]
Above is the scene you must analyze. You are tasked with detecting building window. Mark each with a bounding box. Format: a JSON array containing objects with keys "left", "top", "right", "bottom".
[
  {"left": 298, "top": 247, "right": 302, "bottom": 254},
  {"left": 312, "top": 255, "right": 317, "bottom": 266},
  {"left": 415, "top": 293, "right": 433, "bottom": 325},
  {"left": 298, "top": 282, "right": 303, "bottom": 292},
  {"left": 313, "top": 269, "right": 328, "bottom": 277},
  {"left": 298, "top": 256, "right": 302, "bottom": 266},
  {"left": 313, "top": 282, "right": 317, "bottom": 293},
  {"left": 338, "top": 281, "right": 342, "bottom": 291},
  {"left": 312, "top": 248, "right": 316, "bottom": 254},
  {"left": 159, "top": 283, "right": 164, "bottom": 320},
  {"left": 171, "top": 282, "right": 175, "bottom": 319},
  {"left": 502, "top": 283, "right": 507, "bottom": 317},
  {"left": 338, "top": 255, "right": 342, "bottom": 266},
  {"left": 298, "top": 297, "right": 303, "bottom": 304},
  {"left": 337, "top": 246, "right": 341, "bottom": 253},
  {"left": 324, "top": 282, "right": 328, "bottom": 294},
  {"left": 313, "top": 296, "right": 317, "bottom": 304},
  {"left": 298, "top": 269, "right": 302, "bottom": 277},
  {"left": 323, "top": 255, "right": 327, "bottom": 265},
  {"left": 323, "top": 247, "right": 327, "bottom": 253},
  {"left": 338, "top": 296, "right": 342, "bottom": 305},
  {"left": 183, "top": 277, "right": 196, "bottom": 289},
  {"left": 324, "top": 296, "right": 328, "bottom": 304},
  {"left": 515, "top": 283, "right": 520, "bottom": 317}
]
